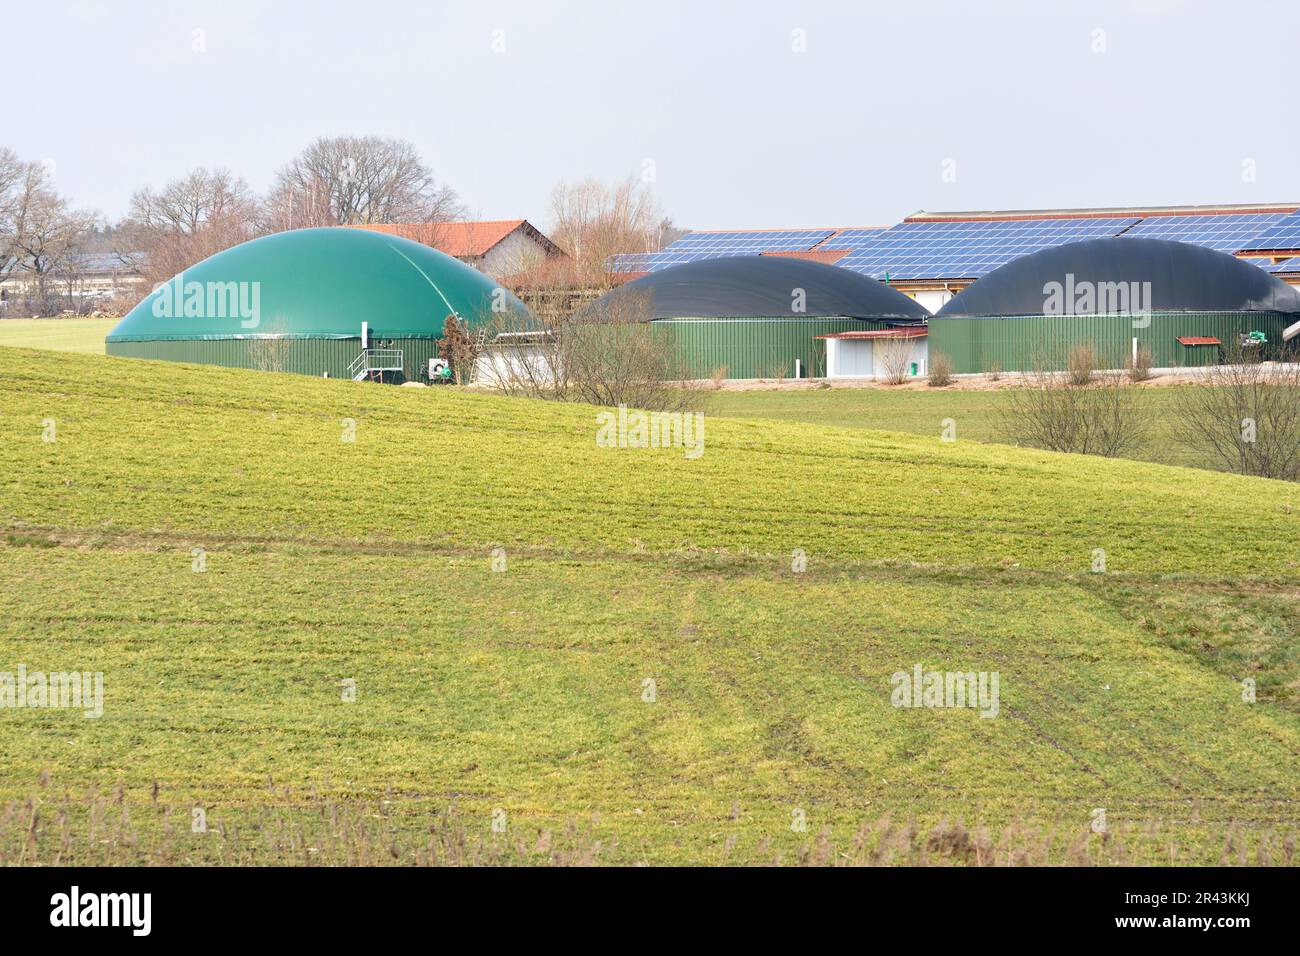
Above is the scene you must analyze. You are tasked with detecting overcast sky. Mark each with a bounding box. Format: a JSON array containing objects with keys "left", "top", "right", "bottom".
[{"left": 9, "top": 0, "right": 1298, "bottom": 230}]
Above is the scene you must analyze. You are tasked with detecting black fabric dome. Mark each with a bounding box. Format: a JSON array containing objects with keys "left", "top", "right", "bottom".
[
  {"left": 590, "top": 256, "right": 932, "bottom": 320},
  {"left": 936, "top": 238, "right": 1300, "bottom": 318}
]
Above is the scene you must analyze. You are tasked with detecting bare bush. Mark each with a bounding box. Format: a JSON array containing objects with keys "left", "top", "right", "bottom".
[
  {"left": 878, "top": 339, "right": 914, "bottom": 385},
  {"left": 985, "top": 360, "right": 1002, "bottom": 382},
  {"left": 1066, "top": 342, "right": 1096, "bottom": 386},
  {"left": 997, "top": 365, "right": 1145, "bottom": 458},
  {"left": 473, "top": 289, "right": 706, "bottom": 412},
  {"left": 1127, "top": 343, "right": 1154, "bottom": 383},
  {"left": 1171, "top": 345, "right": 1300, "bottom": 481},
  {"left": 928, "top": 352, "right": 954, "bottom": 387}
]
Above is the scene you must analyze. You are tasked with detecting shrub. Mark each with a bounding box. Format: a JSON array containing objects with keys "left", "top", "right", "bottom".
[
  {"left": 1171, "top": 344, "right": 1300, "bottom": 481},
  {"left": 986, "top": 361, "right": 1002, "bottom": 382},
  {"left": 878, "top": 339, "right": 914, "bottom": 385},
  {"left": 996, "top": 366, "right": 1144, "bottom": 458},
  {"left": 927, "top": 352, "right": 954, "bottom": 387},
  {"left": 1066, "top": 342, "right": 1096, "bottom": 386},
  {"left": 1127, "top": 344, "right": 1154, "bottom": 383}
]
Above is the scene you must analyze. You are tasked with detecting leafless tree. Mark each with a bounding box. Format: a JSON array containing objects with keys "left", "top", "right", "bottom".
[
  {"left": 0, "top": 147, "right": 26, "bottom": 291},
  {"left": 5, "top": 162, "right": 98, "bottom": 315},
  {"left": 1171, "top": 344, "right": 1300, "bottom": 481},
  {"left": 547, "top": 174, "right": 667, "bottom": 285},
  {"left": 262, "top": 135, "right": 462, "bottom": 231},
  {"left": 122, "top": 167, "right": 259, "bottom": 297}
]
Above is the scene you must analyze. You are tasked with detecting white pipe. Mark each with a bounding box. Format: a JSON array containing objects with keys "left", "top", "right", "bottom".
[{"left": 1284, "top": 319, "right": 1300, "bottom": 342}]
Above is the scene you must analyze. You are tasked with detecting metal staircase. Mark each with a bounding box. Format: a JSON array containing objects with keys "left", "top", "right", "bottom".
[{"left": 348, "top": 348, "right": 404, "bottom": 382}]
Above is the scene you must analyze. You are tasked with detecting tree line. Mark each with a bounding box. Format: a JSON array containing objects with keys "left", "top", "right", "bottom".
[{"left": 0, "top": 135, "right": 676, "bottom": 317}]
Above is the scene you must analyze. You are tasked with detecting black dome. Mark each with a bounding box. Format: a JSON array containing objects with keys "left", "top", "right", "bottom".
[
  {"left": 590, "top": 256, "right": 932, "bottom": 321},
  {"left": 936, "top": 238, "right": 1300, "bottom": 318}
]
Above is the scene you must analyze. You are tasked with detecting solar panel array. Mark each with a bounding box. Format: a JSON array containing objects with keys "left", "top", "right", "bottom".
[
  {"left": 609, "top": 210, "right": 1300, "bottom": 280},
  {"left": 1116, "top": 213, "right": 1289, "bottom": 251},
  {"left": 1237, "top": 210, "right": 1300, "bottom": 251},
  {"left": 1272, "top": 256, "right": 1300, "bottom": 273},
  {"left": 835, "top": 217, "right": 1141, "bottom": 280}
]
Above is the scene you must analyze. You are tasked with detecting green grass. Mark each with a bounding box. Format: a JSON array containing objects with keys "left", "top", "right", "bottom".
[
  {"left": 0, "top": 318, "right": 113, "bottom": 354},
  {"left": 0, "top": 347, "right": 1296, "bottom": 865},
  {"left": 709, "top": 385, "right": 1212, "bottom": 470}
]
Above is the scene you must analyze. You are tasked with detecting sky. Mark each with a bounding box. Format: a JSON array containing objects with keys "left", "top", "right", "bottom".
[{"left": 8, "top": 0, "right": 1300, "bottom": 231}]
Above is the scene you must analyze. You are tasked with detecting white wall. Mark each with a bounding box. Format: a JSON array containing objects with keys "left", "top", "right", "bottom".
[
  {"left": 481, "top": 231, "right": 550, "bottom": 278},
  {"left": 911, "top": 289, "right": 952, "bottom": 314},
  {"left": 826, "top": 337, "right": 928, "bottom": 379}
]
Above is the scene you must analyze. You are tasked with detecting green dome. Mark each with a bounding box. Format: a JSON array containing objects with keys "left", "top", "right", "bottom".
[{"left": 107, "top": 227, "right": 528, "bottom": 342}]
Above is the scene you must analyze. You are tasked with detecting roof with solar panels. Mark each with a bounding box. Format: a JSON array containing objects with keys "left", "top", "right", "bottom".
[{"left": 610, "top": 203, "right": 1300, "bottom": 284}]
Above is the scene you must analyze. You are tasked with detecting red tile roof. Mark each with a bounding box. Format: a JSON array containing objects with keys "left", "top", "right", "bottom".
[
  {"left": 761, "top": 249, "right": 851, "bottom": 265},
  {"left": 1177, "top": 336, "right": 1222, "bottom": 346},
  {"left": 350, "top": 220, "right": 562, "bottom": 258}
]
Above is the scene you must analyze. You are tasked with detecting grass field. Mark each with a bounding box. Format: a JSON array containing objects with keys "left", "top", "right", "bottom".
[
  {"left": 1, "top": 347, "right": 1297, "bottom": 865},
  {"left": 0, "top": 318, "right": 114, "bottom": 354},
  {"left": 710, "top": 386, "right": 1212, "bottom": 471}
]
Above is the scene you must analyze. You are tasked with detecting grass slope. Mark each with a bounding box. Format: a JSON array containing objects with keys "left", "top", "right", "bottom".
[{"left": 0, "top": 347, "right": 1296, "bottom": 865}]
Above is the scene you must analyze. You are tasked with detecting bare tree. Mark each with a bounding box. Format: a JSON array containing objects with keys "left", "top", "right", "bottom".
[
  {"left": 123, "top": 167, "right": 258, "bottom": 297},
  {"left": 263, "top": 135, "right": 462, "bottom": 231},
  {"left": 1171, "top": 344, "right": 1300, "bottom": 481},
  {"left": 5, "top": 162, "right": 98, "bottom": 315},
  {"left": 547, "top": 174, "right": 666, "bottom": 285},
  {"left": 0, "top": 147, "right": 26, "bottom": 292}
]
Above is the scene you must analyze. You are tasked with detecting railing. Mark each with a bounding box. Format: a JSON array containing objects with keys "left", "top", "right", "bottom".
[{"left": 348, "top": 348, "right": 405, "bottom": 380}]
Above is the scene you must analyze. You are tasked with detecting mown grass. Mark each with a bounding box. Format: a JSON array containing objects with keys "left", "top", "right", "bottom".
[
  {"left": 0, "top": 318, "right": 113, "bottom": 354},
  {"left": 0, "top": 347, "right": 1296, "bottom": 865}
]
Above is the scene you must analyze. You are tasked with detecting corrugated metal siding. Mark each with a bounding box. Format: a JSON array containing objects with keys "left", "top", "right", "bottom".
[
  {"left": 928, "top": 312, "right": 1289, "bottom": 373},
  {"left": 652, "top": 317, "right": 889, "bottom": 379},
  {"left": 105, "top": 336, "right": 445, "bottom": 382}
]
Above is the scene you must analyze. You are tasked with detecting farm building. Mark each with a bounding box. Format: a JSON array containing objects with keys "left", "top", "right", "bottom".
[
  {"left": 350, "top": 220, "right": 567, "bottom": 279},
  {"left": 929, "top": 238, "right": 1300, "bottom": 373},
  {"left": 585, "top": 256, "right": 929, "bottom": 379},
  {"left": 106, "top": 228, "right": 530, "bottom": 382},
  {"left": 610, "top": 203, "right": 1300, "bottom": 314}
]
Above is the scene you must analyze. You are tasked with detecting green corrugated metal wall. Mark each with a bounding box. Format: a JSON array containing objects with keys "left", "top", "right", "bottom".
[
  {"left": 652, "top": 317, "right": 889, "bottom": 379},
  {"left": 106, "top": 336, "right": 444, "bottom": 382},
  {"left": 928, "top": 312, "right": 1289, "bottom": 373}
]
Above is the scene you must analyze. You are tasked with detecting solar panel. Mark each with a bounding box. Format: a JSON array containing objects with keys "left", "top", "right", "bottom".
[
  {"left": 836, "top": 217, "right": 1141, "bottom": 280},
  {"left": 1117, "top": 213, "right": 1287, "bottom": 251},
  {"left": 1237, "top": 210, "right": 1300, "bottom": 251},
  {"left": 608, "top": 253, "right": 653, "bottom": 272},
  {"left": 616, "top": 228, "right": 838, "bottom": 272},
  {"left": 1237, "top": 257, "right": 1282, "bottom": 273},
  {"left": 1271, "top": 256, "right": 1300, "bottom": 273}
]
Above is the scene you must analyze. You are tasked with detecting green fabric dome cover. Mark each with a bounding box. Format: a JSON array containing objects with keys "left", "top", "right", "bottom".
[{"left": 107, "top": 227, "right": 528, "bottom": 342}]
